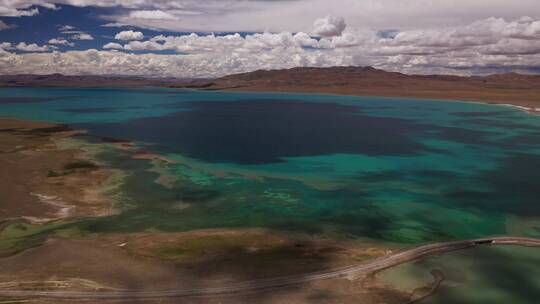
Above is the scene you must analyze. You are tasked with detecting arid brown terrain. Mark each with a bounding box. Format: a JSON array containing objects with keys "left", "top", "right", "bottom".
[
  {"left": 179, "top": 66, "right": 540, "bottom": 109},
  {"left": 0, "top": 119, "right": 117, "bottom": 223}
]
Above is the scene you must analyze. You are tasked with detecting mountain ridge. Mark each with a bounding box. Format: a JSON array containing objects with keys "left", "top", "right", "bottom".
[
  {"left": 2, "top": 67, "right": 540, "bottom": 109},
  {"left": 176, "top": 66, "right": 540, "bottom": 108}
]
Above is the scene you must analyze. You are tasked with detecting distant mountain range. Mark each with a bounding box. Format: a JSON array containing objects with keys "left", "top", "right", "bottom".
[
  {"left": 2, "top": 67, "right": 540, "bottom": 108},
  {"left": 0, "top": 74, "right": 186, "bottom": 87},
  {"left": 177, "top": 67, "right": 540, "bottom": 108}
]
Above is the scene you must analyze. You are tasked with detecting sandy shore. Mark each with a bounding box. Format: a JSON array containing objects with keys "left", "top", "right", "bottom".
[{"left": 499, "top": 104, "right": 540, "bottom": 116}]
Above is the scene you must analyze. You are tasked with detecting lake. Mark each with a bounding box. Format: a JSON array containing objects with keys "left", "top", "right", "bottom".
[{"left": 1, "top": 87, "right": 539, "bottom": 244}]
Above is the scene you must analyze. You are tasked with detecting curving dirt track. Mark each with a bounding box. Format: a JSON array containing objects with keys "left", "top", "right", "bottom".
[{"left": 0, "top": 236, "right": 539, "bottom": 300}]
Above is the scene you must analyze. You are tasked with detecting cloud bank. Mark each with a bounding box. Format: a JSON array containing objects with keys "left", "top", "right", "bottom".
[
  {"left": 2, "top": 0, "right": 540, "bottom": 33},
  {"left": 1, "top": 16, "right": 539, "bottom": 77},
  {"left": 1, "top": 1, "right": 539, "bottom": 77}
]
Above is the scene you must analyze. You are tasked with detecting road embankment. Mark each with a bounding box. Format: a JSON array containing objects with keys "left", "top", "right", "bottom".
[{"left": 0, "top": 236, "right": 538, "bottom": 299}]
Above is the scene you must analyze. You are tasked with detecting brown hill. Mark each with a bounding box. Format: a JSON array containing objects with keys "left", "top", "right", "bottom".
[
  {"left": 179, "top": 67, "right": 540, "bottom": 108},
  {"left": 3, "top": 68, "right": 539, "bottom": 109},
  {"left": 0, "top": 74, "right": 186, "bottom": 87}
]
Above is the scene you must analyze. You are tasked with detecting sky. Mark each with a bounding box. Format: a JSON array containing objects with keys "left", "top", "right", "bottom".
[{"left": 0, "top": 0, "right": 539, "bottom": 78}]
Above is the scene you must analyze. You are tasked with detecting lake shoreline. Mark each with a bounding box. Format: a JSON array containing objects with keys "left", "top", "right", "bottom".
[
  {"left": 206, "top": 87, "right": 540, "bottom": 117},
  {"left": 0, "top": 118, "right": 121, "bottom": 223}
]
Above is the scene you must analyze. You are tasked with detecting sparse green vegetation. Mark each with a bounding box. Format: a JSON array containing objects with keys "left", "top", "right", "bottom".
[
  {"left": 155, "top": 234, "right": 271, "bottom": 260},
  {"left": 64, "top": 160, "right": 99, "bottom": 170},
  {"left": 47, "top": 170, "right": 61, "bottom": 177},
  {"left": 0, "top": 221, "right": 72, "bottom": 257},
  {"left": 134, "top": 233, "right": 328, "bottom": 267}
]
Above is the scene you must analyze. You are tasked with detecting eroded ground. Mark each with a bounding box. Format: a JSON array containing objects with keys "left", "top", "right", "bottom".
[
  {"left": 0, "top": 229, "right": 434, "bottom": 304},
  {"left": 0, "top": 119, "right": 118, "bottom": 222}
]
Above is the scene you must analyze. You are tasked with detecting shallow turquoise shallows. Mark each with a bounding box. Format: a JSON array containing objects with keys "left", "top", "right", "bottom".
[{"left": 1, "top": 87, "right": 539, "bottom": 244}]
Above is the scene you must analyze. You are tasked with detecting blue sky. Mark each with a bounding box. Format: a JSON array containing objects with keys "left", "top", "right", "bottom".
[
  {"left": 1, "top": 5, "right": 111, "bottom": 51},
  {"left": 0, "top": 1, "right": 539, "bottom": 77},
  {"left": 0, "top": 4, "right": 207, "bottom": 53}
]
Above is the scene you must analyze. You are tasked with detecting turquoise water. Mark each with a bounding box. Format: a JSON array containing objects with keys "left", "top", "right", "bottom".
[
  {"left": 380, "top": 245, "right": 540, "bottom": 303},
  {"left": 1, "top": 87, "right": 540, "bottom": 244}
]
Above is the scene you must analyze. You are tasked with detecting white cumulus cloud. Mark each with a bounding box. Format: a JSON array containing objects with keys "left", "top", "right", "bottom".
[
  {"left": 313, "top": 16, "right": 346, "bottom": 37},
  {"left": 0, "top": 42, "right": 12, "bottom": 50},
  {"left": 58, "top": 24, "right": 75, "bottom": 32},
  {"left": 71, "top": 33, "right": 94, "bottom": 40},
  {"left": 15, "top": 42, "right": 51, "bottom": 52},
  {"left": 48, "top": 38, "right": 74, "bottom": 46},
  {"left": 128, "top": 10, "right": 177, "bottom": 20},
  {"left": 103, "top": 42, "right": 124, "bottom": 49},
  {"left": 114, "top": 30, "right": 144, "bottom": 41},
  {"left": 0, "top": 6, "right": 38, "bottom": 17}
]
